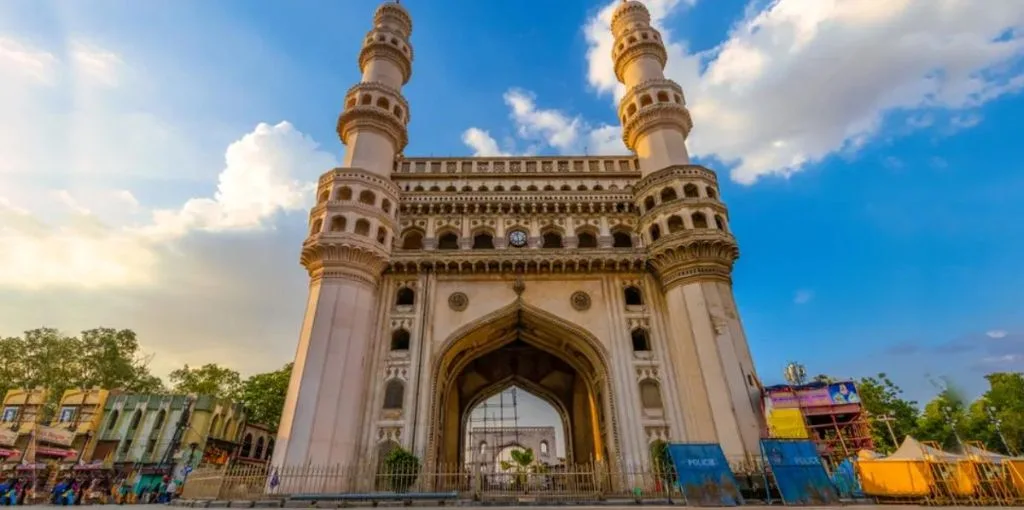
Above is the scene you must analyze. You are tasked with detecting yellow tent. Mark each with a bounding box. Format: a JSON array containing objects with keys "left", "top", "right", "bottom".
[
  {"left": 964, "top": 444, "right": 1024, "bottom": 498},
  {"left": 856, "top": 436, "right": 974, "bottom": 498}
]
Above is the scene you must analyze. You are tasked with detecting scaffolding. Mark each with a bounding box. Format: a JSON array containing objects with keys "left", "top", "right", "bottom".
[{"left": 465, "top": 387, "right": 522, "bottom": 476}]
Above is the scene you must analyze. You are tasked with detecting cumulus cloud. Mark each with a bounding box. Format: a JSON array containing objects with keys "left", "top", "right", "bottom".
[
  {"left": 141, "top": 121, "right": 336, "bottom": 240},
  {"left": 0, "top": 33, "right": 336, "bottom": 291},
  {"left": 462, "top": 89, "right": 626, "bottom": 156},
  {"left": 468, "top": 0, "right": 1024, "bottom": 184}
]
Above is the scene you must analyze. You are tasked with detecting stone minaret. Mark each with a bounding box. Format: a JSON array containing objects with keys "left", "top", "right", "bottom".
[
  {"left": 611, "top": 1, "right": 765, "bottom": 459},
  {"left": 272, "top": 2, "right": 412, "bottom": 468}
]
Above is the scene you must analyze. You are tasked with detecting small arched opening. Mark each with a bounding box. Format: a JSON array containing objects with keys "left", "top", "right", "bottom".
[
  {"left": 612, "top": 231, "right": 633, "bottom": 248},
  {"left": 383, "top": 380, "right": 405, "bottom": 410},
  {"left": 683, "top": 183, "right": 699, "bottom": 198},
  {"left": 355, "top": 219, "right": 371, "bottom": 236},
  {"left": 660, "top": 187, "right": 677, "bottom": 202},
  {"left": 396, "top": 287, "right": 415, "bottom": 307},
  {"left": 576, "top": 231, "right": 598, "bottom": 249},
  {"left": 667, "top": 215, "right": 684, "bottom": 233},
  {"left": 473, "top": 232, "right": 495, "bottom": 250},
  {"left": 437, "top": 232, "right": 460, "bottom": 250},
  {"left": 401, "top": 230, "right": 424, "bottom": 250},
  {"left": 631, "top": 329, "right": 651, "bottom": 352},
  {"left": 391, "top": 329, "right": 411, "bottom": 351},
  {"left": 692, "top": 212, "right": 708, "bottom": 229},
  {"left": 624, "top": 286, "right": 643, "bottom": 306}
]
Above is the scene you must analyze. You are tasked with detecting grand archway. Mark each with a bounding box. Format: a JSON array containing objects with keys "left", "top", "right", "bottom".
[{"left": 427, "top": 301, "right": 618, "bottom": 470}]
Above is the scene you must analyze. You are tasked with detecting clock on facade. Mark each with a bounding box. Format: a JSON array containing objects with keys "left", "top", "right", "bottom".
[{"left": 508, "top": 229, "right": 528, "bottom": 248}]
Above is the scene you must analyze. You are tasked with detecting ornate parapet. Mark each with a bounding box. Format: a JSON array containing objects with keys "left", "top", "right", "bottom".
[
  {"left": 388, "top": 248, "right": 647, "bottom": 275},
  {"left": 300, "top": 237, "right": 390, "bottom": 285},
  {"left": 358, "top": 29, "right": 414, "bottom": 85},
  {"left": 337, "top": 82, "right": 409, "bottom": 152},
  {"left": 620, "top": 102, "right": 693, "bottom": 151},
  {"left": 646, "top": 230, "right": 739, "bottom": 289}
]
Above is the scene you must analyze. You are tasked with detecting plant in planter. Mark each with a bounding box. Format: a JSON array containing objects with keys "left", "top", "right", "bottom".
[{"left": 382, "top": 447, "right": 422, "bottom": 493}]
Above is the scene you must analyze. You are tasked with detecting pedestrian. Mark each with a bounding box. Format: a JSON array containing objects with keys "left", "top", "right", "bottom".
[{"left": 166, "top": 479, "right": 178, "bottom": 502}]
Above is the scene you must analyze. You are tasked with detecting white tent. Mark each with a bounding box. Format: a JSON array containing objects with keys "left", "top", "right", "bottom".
[{"left": 882, "top": 436, "right": 963, "bottom": 461}]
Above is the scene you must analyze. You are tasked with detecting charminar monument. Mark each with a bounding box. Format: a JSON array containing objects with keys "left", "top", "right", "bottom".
[{"left": 272, "top": 0, "right": 767, "bottom": 475}]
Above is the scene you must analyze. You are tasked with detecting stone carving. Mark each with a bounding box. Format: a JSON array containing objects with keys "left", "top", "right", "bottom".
[
  {"left": 448, "top": 292, "right": 468, "bottom": 311},
  {"left": 570, "top": 291, "right": 592, "bottom": 311}
]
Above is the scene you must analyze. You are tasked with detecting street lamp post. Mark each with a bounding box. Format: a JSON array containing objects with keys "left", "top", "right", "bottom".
[
  {"left": 985, "top": 406, "right": 1013, "bottom": 455},
  {"left": 941, "top": 405, "right": 964, "bottom": 449}
]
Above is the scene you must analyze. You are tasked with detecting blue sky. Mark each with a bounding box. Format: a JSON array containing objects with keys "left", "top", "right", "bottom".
[{"left": 1, "top": 0, "right": 1023, "bottom": 412}]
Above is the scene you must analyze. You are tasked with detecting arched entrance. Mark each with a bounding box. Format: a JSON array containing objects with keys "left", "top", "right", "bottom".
[{"left": 427, "top": 301, "right": 618, "bottom": 471}]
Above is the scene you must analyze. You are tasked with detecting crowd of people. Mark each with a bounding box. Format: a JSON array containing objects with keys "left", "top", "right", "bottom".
[{"left": 0, "top": 472, "right": 180, "bottom": 505}]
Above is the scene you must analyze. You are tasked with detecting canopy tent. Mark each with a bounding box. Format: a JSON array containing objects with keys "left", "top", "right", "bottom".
[{"left": 856, "top": 436, "right": 974, "bottom": 498}]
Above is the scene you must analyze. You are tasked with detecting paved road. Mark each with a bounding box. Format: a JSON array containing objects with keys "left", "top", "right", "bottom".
[{"left": 21, "top": 506, "right": 1024, "bottom": 509}]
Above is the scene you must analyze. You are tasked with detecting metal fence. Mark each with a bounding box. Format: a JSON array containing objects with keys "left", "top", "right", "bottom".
[{"left": 181, "top": 461, "right": 702, "bottom": 503}]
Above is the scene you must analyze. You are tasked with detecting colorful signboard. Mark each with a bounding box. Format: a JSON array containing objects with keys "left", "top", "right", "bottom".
[
  {"left": 766, "top": 381, "right": 861, "bottom": 408},
  {"left": 767, "top": 408, "right": 809, "bottom": 439},
  {"left": 35, "top": 425, "right": 75, "bottom": 446}
]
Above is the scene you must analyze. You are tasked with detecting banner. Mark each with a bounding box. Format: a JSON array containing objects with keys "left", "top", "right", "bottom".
[
  {"left": 827, "top": 382, "right": 860, "bottom": 405},
  {"left": 0, "top": 428, "right": 17, "bottom": 447},
  {"left": 767, "top": 408, "right": 808, "bottom": 439},
  {"left": 760, "top": 439, "right": 839, "bottom": 505},
  {"left": 666, "top": 443, "right": 744, "bottom": 506},
  {"left": 36, "top": 425, "right": 75, "bottom": 446}
]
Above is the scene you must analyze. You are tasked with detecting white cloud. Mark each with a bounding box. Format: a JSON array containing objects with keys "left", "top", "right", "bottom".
[
  {"left": 462, "top": 127, "right": 510, "bottom": 157},
  {"left": 577, "top": 0, "right": 1024, "bottom": 184},
  {"left": 140, "top": 121, "right": 336, "bottom": 241},
  {"left": 1, "top": 121, "right": 334, "bottom": 290},
  {"left": 986, "top": 330, "right": 1009, "bottom": 339},
  {"left": 793, "top": 289, "right": 814, "bottom": 304},
  {"left": 461, "top": 89, "right": 626, "bottom": 156}
]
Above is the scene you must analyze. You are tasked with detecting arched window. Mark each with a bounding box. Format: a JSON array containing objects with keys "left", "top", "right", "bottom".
[
  {"left": 337, "top": 186, "right": 352, "bottom": 201},
  {"left": 383, "top": 380, "right": 405, "bottom": 409},
  {"left": 360, "top": 94, "right": 372, "bottom": 105},
  {"left": 649, "top": 224, "right": 661, "bottom": 242},
  {"left": 639, "top": 380, "right": 663, "bottom": 409},
  {"left": 152, "top": 410, "right": 166, "bottom": 432},
  {"left": 577, "top": 184, "right": 587, "bottom": 191},
  {"left": 105, "top": 410, "right": 119, "bottom": 431},
  {"left": 473, "top": 232, "right": 495, "bottom": 250},
  {"left": 401, "top": 230, "right": 424, "bottom": 250},
  {"left": 560, "top": 184, "right": 572, "bottom": 191},
  {"left": 129, "top": 410, "right": 143, "bottom": 430},
  {"left": 494, "top": 185, "right": 505, "bottom": 191},
  {"left": 479, "top": 442, "right": 487, "bottom": 454},
  {"left": 445, "top": 185, "right": 457, "bottom": 192},
  {"left": 254, "top": 437, "right": 265, "bottom": 459},
  {"left": 577, "top": 231, "right": 598, "bottom": 248},
  {"left": 526, "top": 185, "right": 538, "bottom": 191},
  {"left": 540, "top": 441, "right": 549, "bottom": 455},
  {"left": 691, "top": 212, "right": 708, "bottom": 229},
  {"left": 706, "top": 187, "right": 717, "bottom": 200},
  {"left": 631, "top": 328, "right": 651, "bottom": 352},
  {"left": 612, "top": 231, "right": 633, "bottom": 248},
  {"left": 462, "top": 185, "right": 473, "bottom": 192},
  {"left": 317, "top": 190, "right": 328, "bottom": 204},
  {"left": 241, "top": 434, "right": 253, "bottom": 457},
  {"left": 429, "top": 185, "right": 440, "bottom": 191},
  {"left": 543, "top": 185, "right": 555, "bottom": 191},
  {"left": 510, "top": 185, "right": 522, "bottom": 191},
  {"left": 542, "top": 231, "right": 562, "bottom": 249},
  {"left": 390, "top": 329, "right": 411, "bottom": 351},
  {"left": 624, "top": 286, "right": 643, "bottom": 306},
  {"left": 660, "top": 187, "right": 677, "bottom": 202},
  {"left": 355, "top": 219, "right": 371, "bottom": 236},
  {"left": 310, "top": 219, "right": 323, "bottom": 235},
  {"left": 715, "top": 215, "right": 726, "bottom": 230},
  {"left": 667, "top": 215, "right": 684, "bottom": 233},
  {"left": 265, "top": 438, "right": 275, "bottom": 460},
  {"left": 329, "top": 216, "right": 346, "bottom": 232},
  {"left": 375, "top": 96, "right": 390, "bottom": 109},
  {"left": 656, "top": 91, "right": 669, "bottom": 102},
  {"left": 640, "top": 94, "right": 653, "bottom": 106},
  {"left": 358, "top": 190, "right": 376, "bottom": 205},
  {"left": 683, "top": 183, "right": 699, "bottom": 198},
  {"left": 381, "top": 199, "right": 392, "bottom": 214},
  {"left": 643, "top": 196, "right": 656, "bottom": 211},
  {"left": 376, "top": 226, "right": 387, "bottom": 244},
  {"left": 396, "top": 287, "right": 415, "bottom": 306},
  {"left": 437, "top": 232, "right": 459, "bottom": 250}
]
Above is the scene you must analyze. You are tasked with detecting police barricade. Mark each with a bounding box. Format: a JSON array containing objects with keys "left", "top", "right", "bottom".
[
  {"left": 666, "top": 443, "right": 743, "bottom": 506},
  {"left": 760, "top": 439, "right": 840, "bottom": 505}
]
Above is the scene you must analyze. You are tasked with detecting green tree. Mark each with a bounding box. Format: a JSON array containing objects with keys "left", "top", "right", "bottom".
[
  {"left": 169, "top": 363, "right": 242, "bottom": 397},
  {"left": 916, "top": 383, "right": 969, "bottom": 450},
  {"left": 856, "top": 373, "right": 920, "bottom": 452},
  {"left": 78, "top": 328, "right": 165, "bottom": 393},
  {"left": 971, "top": 372, "right": 1024, "bottom": 454},
  {"left": 235, "top": 363, "right": 292, "bottom": 429},
  {"left": 0, "top": 336, "right": 26, "bottom": 398},
  {"left": 500, "top": 447, "right": 536, "bottom": 491}
]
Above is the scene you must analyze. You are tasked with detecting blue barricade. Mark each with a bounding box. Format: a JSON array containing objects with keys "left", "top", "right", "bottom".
[
  {"left": 831, "top": 458, "right": 864, "bottom": 499},
  {"left": 666, "top": 443, "right": 744, "bottom": 506},
  {"left": 760, "top": 439, "right": 840, "bottom": 505}
]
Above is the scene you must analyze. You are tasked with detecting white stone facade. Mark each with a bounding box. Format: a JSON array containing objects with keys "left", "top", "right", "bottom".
[{"left": 272, "top": 1, "right": 766, "bottom": 479}]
